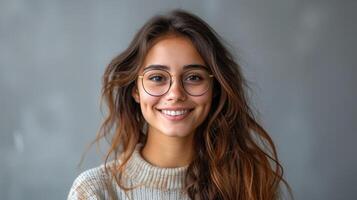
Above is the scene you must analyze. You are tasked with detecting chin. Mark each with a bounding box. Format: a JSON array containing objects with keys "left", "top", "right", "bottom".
[{"left": 160, "top": 128, "right": 193, "bottom": 138}]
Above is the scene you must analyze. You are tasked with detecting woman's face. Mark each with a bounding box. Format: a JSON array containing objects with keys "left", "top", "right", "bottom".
[{"left": 132, "top": 35, "right": 213, "bottom": 138}]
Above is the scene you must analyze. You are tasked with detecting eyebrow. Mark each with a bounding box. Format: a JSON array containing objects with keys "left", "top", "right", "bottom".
[{"left": 143, "top": 64, "right": 208, "bottom": 72}]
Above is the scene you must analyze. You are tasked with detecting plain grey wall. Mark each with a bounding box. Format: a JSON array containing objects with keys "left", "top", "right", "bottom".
[{"left": 1, "top": 0, "right": 356, "bottom": 199}]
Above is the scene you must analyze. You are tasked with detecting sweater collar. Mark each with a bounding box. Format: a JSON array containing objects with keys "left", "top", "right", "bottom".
[{"left": 123, "top": 143, "right": 188, "bottom": 189}]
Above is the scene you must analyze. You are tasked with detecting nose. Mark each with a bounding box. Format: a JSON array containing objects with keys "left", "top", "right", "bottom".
[{"left": 165, "top": 77, "right": 187, "bottom": 101}]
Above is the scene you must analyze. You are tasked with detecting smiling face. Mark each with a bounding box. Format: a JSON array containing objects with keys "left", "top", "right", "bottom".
[{"left": 132, "top": 35, "right": 213, "bottom": 139}]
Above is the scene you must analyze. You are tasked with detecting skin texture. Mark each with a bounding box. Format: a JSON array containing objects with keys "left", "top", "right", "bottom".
[{"left": 132, "top": 35, "right": 213, "bottom": 168}]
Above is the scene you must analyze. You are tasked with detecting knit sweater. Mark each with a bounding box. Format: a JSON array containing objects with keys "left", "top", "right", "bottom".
[{"left": 67, "top": 144, "right": 190, "bottom": 200}]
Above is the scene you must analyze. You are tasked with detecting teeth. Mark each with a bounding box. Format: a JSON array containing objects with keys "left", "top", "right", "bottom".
[{"left": 161, "top": 110, "right": 189, "bottom": 116}]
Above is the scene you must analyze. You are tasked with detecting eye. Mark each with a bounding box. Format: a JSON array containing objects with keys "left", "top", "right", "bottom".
[
  {"left": 149, "top": 75, "right": 165, "bottom": 82},
  {"left": 147, "top": 73, "right": 170, "bottom": 83},
  {"left": 188, "top": 75, "right": 201, "bottom": 81},
  {"left": 185, "top": 74, "right": 203, "bottom": 82}
]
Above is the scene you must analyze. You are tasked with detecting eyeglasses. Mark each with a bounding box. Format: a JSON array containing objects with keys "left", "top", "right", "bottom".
[{"left": 138, "top": 69, "right": 214, "bottom": 97}]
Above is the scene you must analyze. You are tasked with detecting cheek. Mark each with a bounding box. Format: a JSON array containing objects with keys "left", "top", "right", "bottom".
[
  {"left": 194, "top": 92, "right": 213, "bottom": 113},
  {"left": 138, "top": 90, "right": 160, "bottom": 113},
  {"left": 199, "top": 90, "right": 213, "bottom": 105}
]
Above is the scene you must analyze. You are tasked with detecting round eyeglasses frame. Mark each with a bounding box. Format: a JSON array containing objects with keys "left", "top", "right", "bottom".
[{"left": 138, "top": 69, "right": 214, "bottom": 97}]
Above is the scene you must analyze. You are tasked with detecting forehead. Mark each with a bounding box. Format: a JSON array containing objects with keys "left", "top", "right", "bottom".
[{"left": 141, "top": 35, "right": 207, "bottom": 72}]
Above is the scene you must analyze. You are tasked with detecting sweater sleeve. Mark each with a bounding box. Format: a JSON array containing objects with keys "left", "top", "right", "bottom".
[{"left": 67, "top": 167, "right": 117, "bottom": 200}]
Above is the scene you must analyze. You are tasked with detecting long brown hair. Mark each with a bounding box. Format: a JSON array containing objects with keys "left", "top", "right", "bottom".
[{"left": 96, "top": 9, "right": 291, "bottom": 200}]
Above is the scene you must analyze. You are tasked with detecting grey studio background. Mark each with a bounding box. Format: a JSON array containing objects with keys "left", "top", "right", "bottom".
[{"left": 1, "top": 0, "right": 356, "bottom": 199}]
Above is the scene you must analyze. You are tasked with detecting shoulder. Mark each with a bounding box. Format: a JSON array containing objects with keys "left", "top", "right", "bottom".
[{"left": 67, "top": 162, "right": 117, "bottom": 200}]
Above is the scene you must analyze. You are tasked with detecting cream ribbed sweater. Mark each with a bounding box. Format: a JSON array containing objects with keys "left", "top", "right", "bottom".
[{"left": 67, "top": 144, "right": 190, "bottom": 200}]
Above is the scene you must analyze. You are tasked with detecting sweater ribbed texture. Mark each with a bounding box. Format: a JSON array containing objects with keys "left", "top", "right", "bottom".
[{"left": 67, "top": 144, "right": 190, "bottom": 200}]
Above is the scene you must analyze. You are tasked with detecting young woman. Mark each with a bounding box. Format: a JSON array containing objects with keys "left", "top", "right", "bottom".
[{"left": 68, "top": 9, "right": 290, "bottom": 200}]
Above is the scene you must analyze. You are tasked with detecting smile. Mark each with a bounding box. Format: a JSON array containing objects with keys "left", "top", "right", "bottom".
[
  {"left": 161, "top": 110, "right": 189, "bottom": 116},
  {"left": 156, "top": 108, "right": 194, "bottom": 121}
]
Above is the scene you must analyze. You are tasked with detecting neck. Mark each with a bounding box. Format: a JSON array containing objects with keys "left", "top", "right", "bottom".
[{"left": 141, "top": 129, "right": 194, "bottom": 168}]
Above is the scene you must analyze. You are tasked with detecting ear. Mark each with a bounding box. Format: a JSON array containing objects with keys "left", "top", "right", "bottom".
[{"left": 132, "top": 86, "right": 140, "bottom": 103}]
